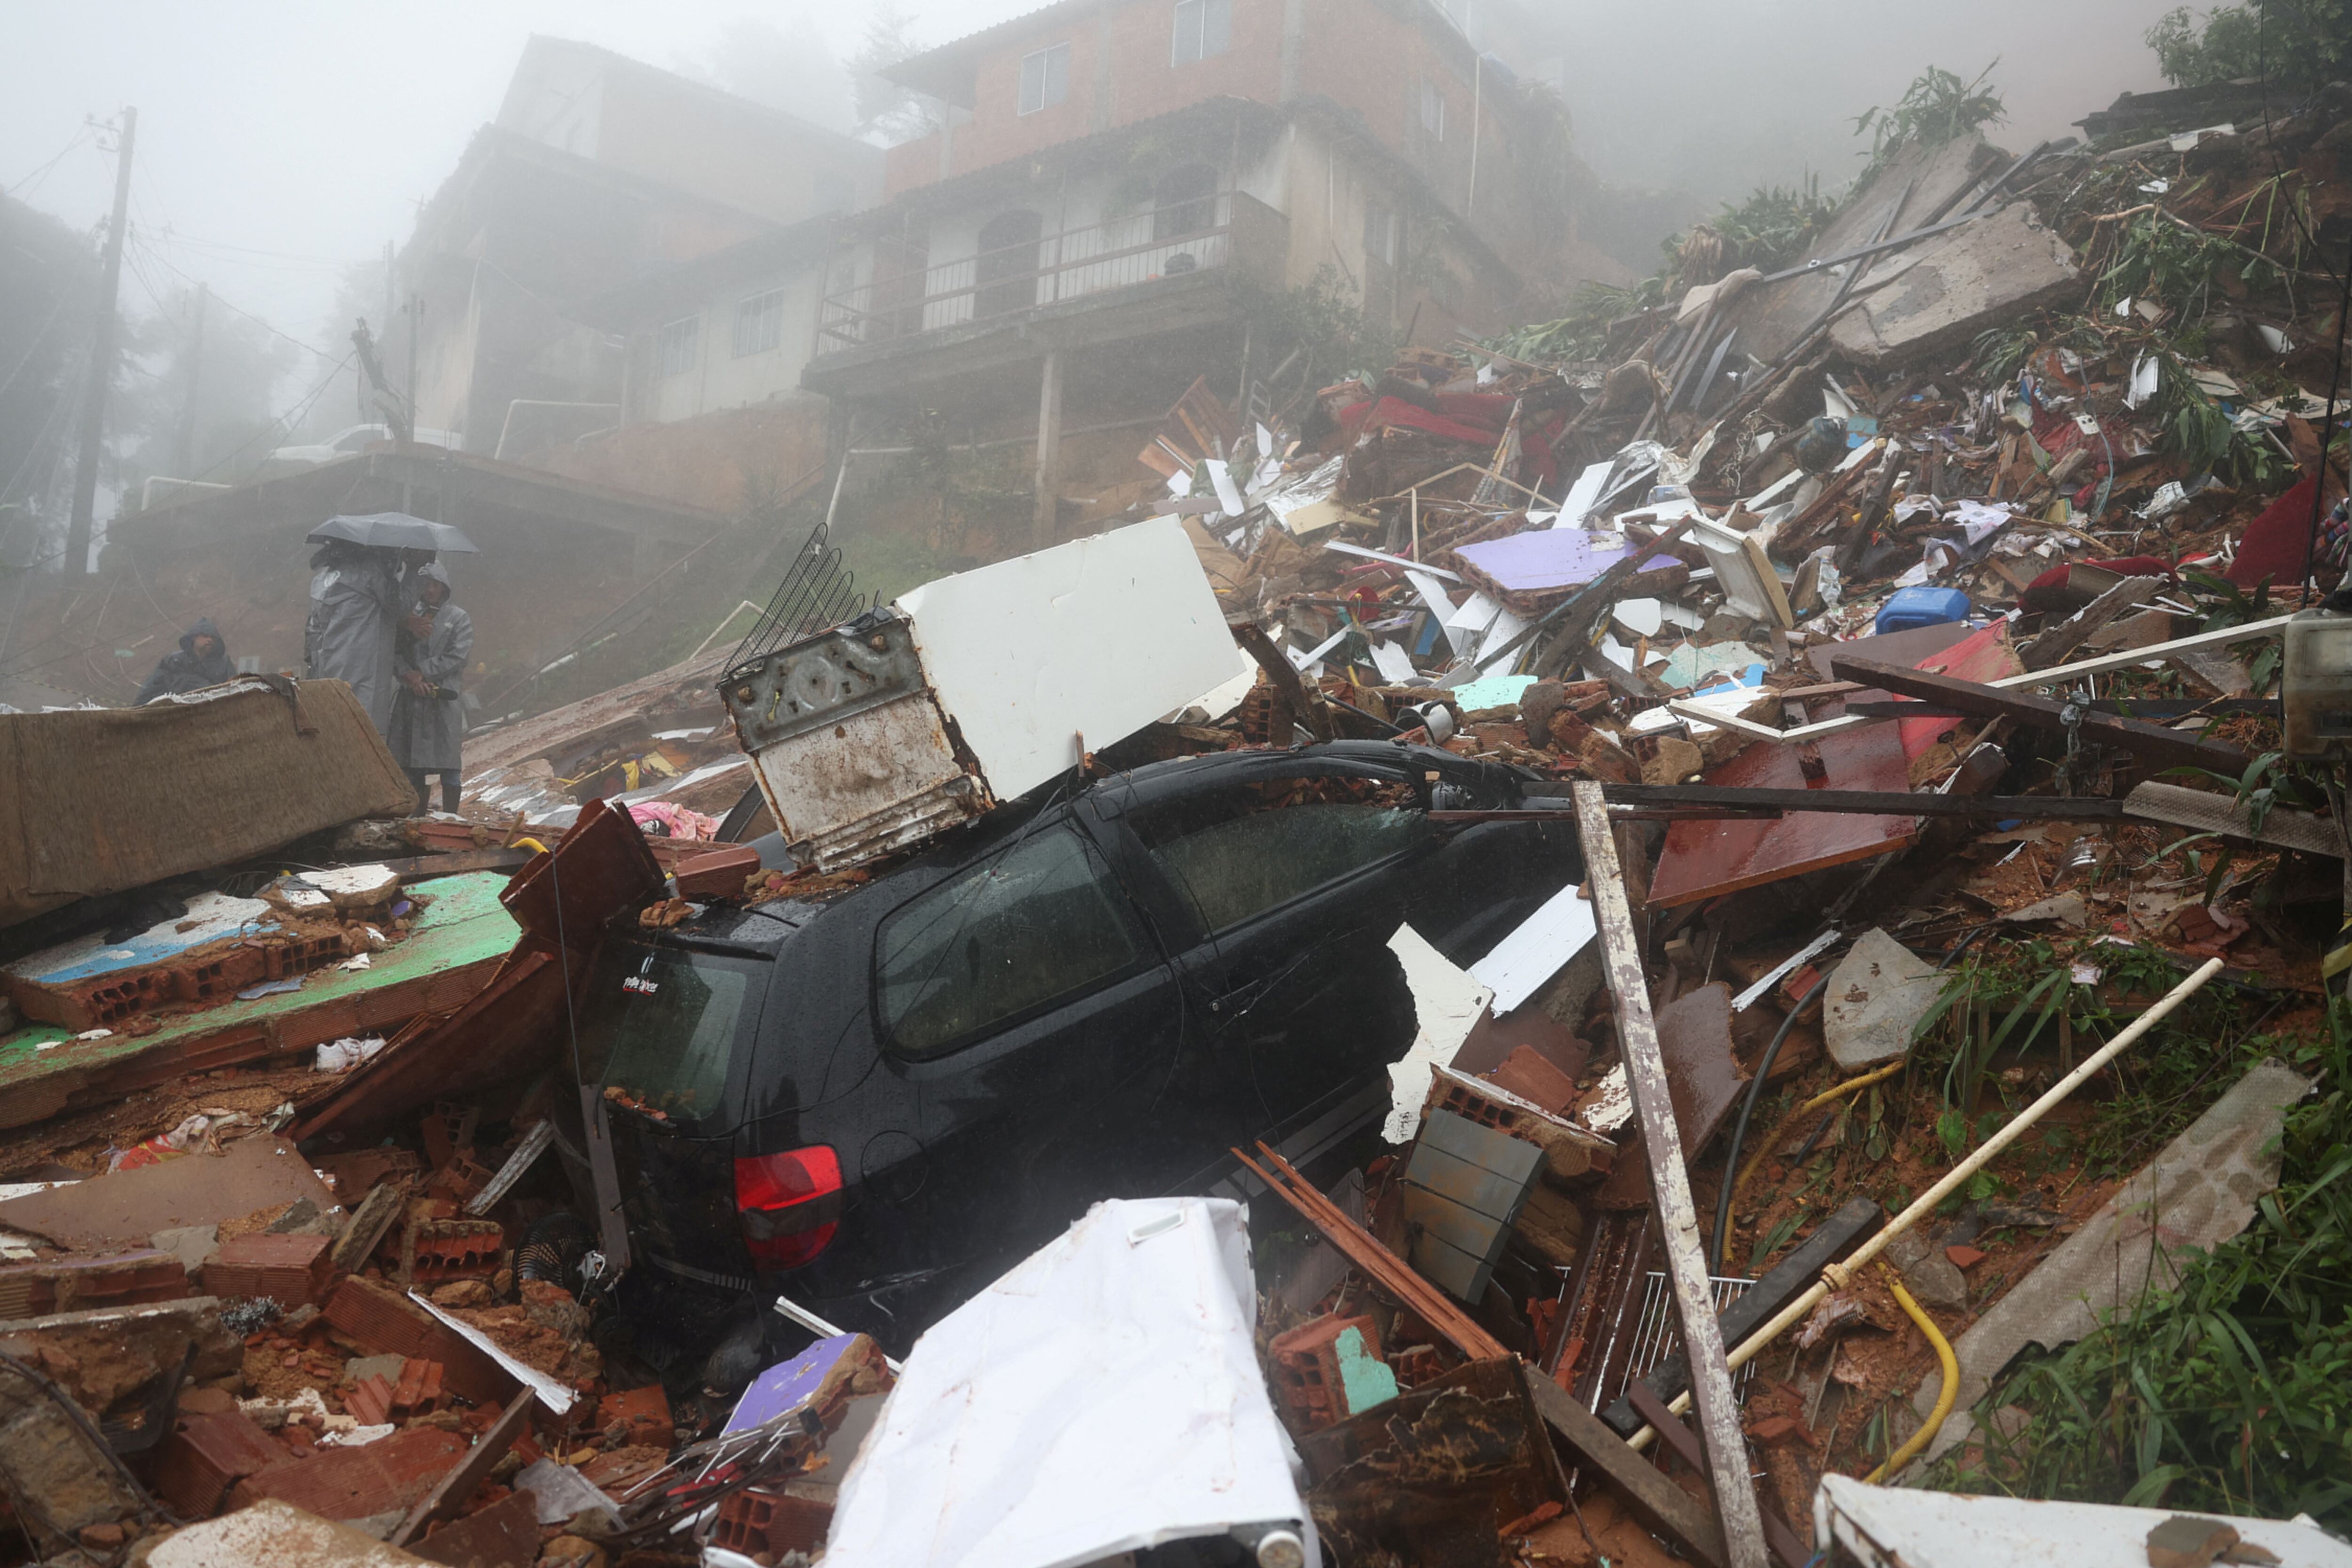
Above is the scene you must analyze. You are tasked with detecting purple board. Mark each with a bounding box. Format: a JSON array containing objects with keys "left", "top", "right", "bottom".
[
  {"left": 1454, "top": 531, "right": 1683, "bottom": 597},
  {"left": 724, "top": 1331, "right": 861, "bottom": 1434}
]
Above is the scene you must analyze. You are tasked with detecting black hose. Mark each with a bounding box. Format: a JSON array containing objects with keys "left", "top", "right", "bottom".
[
  {"left": 1708, "top": 925, "right": 1994, "bottom": 1272},
  {"left": 1710, "top": 973, "right": 1831, "bottom": 1274}
]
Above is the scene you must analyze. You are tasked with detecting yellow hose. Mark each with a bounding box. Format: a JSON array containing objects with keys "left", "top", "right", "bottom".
[
  {"left": 511, "top": 837, "right": 550, "bottom": 857},
  {"left": 1802, "top": 1057, "right": 1906, "bottom": 1114},
  {"left": 1864, "top": 1265, "right": 1958, "bottom": 1483}
]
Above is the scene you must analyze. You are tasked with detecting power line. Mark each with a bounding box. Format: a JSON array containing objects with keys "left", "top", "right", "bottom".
[
  {"left": 3, "top": 127, "right": 92, "bottom": 198},
  {"left": 129, "top": 231, "right": 344, "bottom": 365}
]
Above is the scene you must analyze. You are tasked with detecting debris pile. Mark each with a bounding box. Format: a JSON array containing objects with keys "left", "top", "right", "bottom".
[{"left": 0, "top": 73, "right": 2344, "bottom": 1568}]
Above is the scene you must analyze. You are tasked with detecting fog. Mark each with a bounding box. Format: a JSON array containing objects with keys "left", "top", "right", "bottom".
[{"left": 4, "top": 0, "right": 2183, "bottom": 411}]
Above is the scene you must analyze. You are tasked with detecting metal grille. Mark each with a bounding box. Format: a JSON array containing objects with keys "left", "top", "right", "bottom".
[
  {"left": 726, "top": 518, "right": 869, "bottom": 678},
  {"left": 1607, "top": 1272, "right": 1760, "bottom": 1407}
]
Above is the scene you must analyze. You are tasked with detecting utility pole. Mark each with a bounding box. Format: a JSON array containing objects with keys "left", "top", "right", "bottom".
[
  {"left": 381, "top": 239, "right": 395, "bottom": 355},
  {"left": 65, "top": 105, "right": 135, "bottom": 578},
  {"left": 405, "top": 292, "right": 421, "bottom": 437},
  {"left": 173, "top": 282, "right": 207, "bottom": 478}
]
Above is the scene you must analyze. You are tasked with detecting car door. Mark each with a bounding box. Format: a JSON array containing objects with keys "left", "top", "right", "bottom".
[
  {"left": 1098, "top": 756, "right": 1439, "bottom": 1154},
  {"left": 861, "top": 814, "right": 1188, "bottom": 1267}
]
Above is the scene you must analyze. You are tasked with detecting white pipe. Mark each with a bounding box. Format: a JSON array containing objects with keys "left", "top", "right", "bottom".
[{"left": 1629, "top": 954, "right": 2225, "bottom": 1451}]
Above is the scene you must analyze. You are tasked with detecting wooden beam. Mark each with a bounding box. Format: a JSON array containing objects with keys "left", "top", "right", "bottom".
[
  {"left": 2019, "top": 575, "right": 2161, "bottom": 670},
  {"left": 1571, "top": 781, "right": 1770, "bottom": 1568},
  {"left": 389, "top": 1388, "right": 538, "bottom": 1546},
  {"left": 1624, "top": 1382, "right": 1812, "bottom": 1568},
  {"left": 1522, "top": 1366, "right": 1728, "bottom": 1568},
  {"left": 1828, "top": 655, "right": 2248, "bottom": 775},
  {"left": 1708, "top": 616, "right": 2296, "bottom": 749}
]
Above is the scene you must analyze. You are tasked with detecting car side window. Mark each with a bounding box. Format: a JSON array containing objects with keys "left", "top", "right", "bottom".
[
  {"left": 875, "top": 824, "right": 1144, "bottom": 1059},
  {"left": 1132, "top": 772, "right": 1427, "bottom": 935}
]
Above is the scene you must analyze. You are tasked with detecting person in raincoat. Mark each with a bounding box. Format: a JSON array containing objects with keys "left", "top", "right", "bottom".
[
  {"left": 132, "top": 617, "right": 235, "bottom": 704},
  {"left": 391, "top": 561, "right": 472, "bottom": 814},
  {"left": 304, "top": 539, "right": 405, "bottom": 735}
]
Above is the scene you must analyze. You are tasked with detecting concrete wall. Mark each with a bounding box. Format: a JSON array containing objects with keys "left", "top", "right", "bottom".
[
  {"left": 637, "top": 259, "right": 832, "bottom": 423},
  {"left": 499, "top": 38, "right": 881, "bottom": 226},
  {"left": 878, "top": 0, "right": 1542, "bottom": 274}
]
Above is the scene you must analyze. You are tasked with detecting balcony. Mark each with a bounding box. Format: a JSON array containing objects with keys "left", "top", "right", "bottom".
[{"left": 806, "top": 190, "right": 1287, "bottom": 391}]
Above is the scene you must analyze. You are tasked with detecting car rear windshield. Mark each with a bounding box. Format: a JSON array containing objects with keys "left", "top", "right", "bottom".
[{"left": 573, "top": 942, "right": 763, "bottom": 1126}]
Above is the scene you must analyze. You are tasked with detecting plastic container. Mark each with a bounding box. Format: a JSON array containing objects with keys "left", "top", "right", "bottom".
[
  {"left": 1874, "top": 585, "right": 1971, "bottom": 635},
  {"left": 2282, "top": 606, "right": 2352, "bottom": 759}
]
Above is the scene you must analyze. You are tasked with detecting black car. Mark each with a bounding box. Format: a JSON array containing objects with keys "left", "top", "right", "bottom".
[{"left": 555, "top": 740, "right": 1580, "bottom": 1358}]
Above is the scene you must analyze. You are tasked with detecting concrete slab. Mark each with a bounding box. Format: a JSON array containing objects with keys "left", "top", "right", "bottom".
[
  {"left": 1913, "top": 1058, "right": 2312, "bottom": 1464},
  {"left": 1828, "top": 203, "right": 2082, "bottom": 367},
  {"left": 0, "top": 1135, "right": 337, "bottom": 1252},
  {"left": 1720, "top": 135, "right": 2003, "bottom": 366},
  {"left": 1823, "top": 930, "right": 1942, "bottom": 1071},
  {"left": 0, "top": 870, "right": 517, "bottom": 1131},
  {"left": 149, "top": 1500, "right": 438, "bottom": 1567}
]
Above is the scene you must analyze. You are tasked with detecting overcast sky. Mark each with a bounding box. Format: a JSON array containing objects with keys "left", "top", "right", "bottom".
[{"left": 5, "top": 0, "right": 2183, "bottom": 393}]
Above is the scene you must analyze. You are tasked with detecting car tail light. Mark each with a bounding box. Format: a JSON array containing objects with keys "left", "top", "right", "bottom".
[{"left": 734, "top": 1146, "right": 842, "bottom": 1269}]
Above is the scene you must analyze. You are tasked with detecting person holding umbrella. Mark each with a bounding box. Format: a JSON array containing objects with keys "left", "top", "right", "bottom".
[
  {"left": 302, "top": 513, "right": 479, "bottom": 739},
  {"left": 391, "top": 562, "right": 472, "bottom": 814},
  {"left": 304, "top": 539, "right": 405, "bottom": 734}
]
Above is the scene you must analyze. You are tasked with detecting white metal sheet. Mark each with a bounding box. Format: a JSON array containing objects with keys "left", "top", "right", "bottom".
[
  {"left": 896, "top": 518, "right": 1239, "bottom": 803},
  {"left": 1469, "top": 880, "right": 1597, "bottom": 1016},
  {"left": 824, "top": 1198, "right": 1312, "bottom": 1568}
]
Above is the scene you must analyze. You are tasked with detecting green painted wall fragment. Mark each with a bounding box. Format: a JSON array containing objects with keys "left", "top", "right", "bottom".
[{"left": 1332, "top": 1324, "right": 1399, "bottom": 1417}]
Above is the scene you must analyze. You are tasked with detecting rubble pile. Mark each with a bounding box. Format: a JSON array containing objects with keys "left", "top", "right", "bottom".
[{"left": 0, "top": 75, "right": 2343, "bottom": 1568}]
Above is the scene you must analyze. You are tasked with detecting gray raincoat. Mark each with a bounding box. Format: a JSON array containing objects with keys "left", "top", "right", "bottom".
[
  {"left": 390, "top": 562, "right": 473, "bottom": 772},
  {"left": 305, "top": 544, "right": 404, "bottom": 735}
]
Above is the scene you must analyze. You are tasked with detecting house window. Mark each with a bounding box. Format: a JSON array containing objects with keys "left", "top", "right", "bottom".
[
  {"left": 656, "top": 316, "right": 699, "bottom": 379},
  {"left": 1171, "top": 0, "right": 1231, "bottom": 65},
  {"left": 732, "top": 289, "right": 785, "bottom": 358},
  {"left": 1018, "top": 43, "right": 1070, "bottom": 114},
  {"left": 1364, "top": 202, "right": 1397, "bottom": 266},
  {"left": 1419, "top": 78, "right": 1446, "bottom": 140}
]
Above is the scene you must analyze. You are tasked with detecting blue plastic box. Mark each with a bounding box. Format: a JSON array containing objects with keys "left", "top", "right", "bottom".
[{"left": 1875, "top": 585, "right": 1971, "bottom": 635}]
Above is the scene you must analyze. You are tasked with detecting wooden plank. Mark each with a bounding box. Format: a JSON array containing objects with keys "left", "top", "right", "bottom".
[
  {"left": 1523, "top": 1367, "right": 1729, "bottom": 1568},
  {"left": 1572, "top": 781, "right": 1770, "bottom": 1568},
  {"left": 1233, "top": 1143, "right": 1510, "bottom": 1364},
  {"left": 1623, "top": 1382, "right": 1813, "bottom": 1568},
  {"left": 2020, "top": 575, "right": 2161, "bottom": 669},
  {"left": 1828, "top": 655, "right": 2248, "bottom": 775},
  {"left": 2124, "top": 781, "right": 2346, "bottom": 860},
  {"left": 1644, "top": 716, "right": 1918, "bottom": 910},
  {"left": 388, "top": 1388, "right": 538, "bottom": 1546}
]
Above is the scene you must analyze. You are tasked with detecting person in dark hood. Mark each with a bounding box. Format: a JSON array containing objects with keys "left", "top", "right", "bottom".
[
  {"left": 390, "top": 561, "right": 473, "bottom": 814},
  {"left": 132, "top": 617, "right": 236, "bottom": 705}
]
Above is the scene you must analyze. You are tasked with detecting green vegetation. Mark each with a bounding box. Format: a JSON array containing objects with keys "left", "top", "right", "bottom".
[
  {"left": 1488, "top": 181, "right": 1837, "bottom": 362},
  {"left": 1851, "top": 63, "right": 2008, "bottom": 169},
  {"left": 2146, "top": 1, "right": 2350, "bottom": 95},
  {"left": 1235, "top": 266, "right": 1402, "bottom": 392},
  {"left": 1929, "top": 997, "right": 2352, "bottom": 1529}
]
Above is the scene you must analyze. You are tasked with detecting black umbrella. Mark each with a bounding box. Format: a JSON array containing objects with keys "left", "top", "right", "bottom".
[{"left": 305, "top": 512, "right": 479, "bottom": 554}]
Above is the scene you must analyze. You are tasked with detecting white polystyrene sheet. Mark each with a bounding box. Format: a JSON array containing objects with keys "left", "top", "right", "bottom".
[
  {"left": 897, "top": 518, "right": 1239, "bottom": 802},
  {"left": 1165, "top": 649, "right": 1261, "bottom": 722},
  {"left": 1469, "top": 879, "right": 1597, "bottom": 1017},
  {"left": 1446, "top": 591, "right": 1505, "bottom": 634},
  {"left": 1383, "top": 923, "right": 1494, "bottom": 1143},
  {"left": 1814, "top": 1476, "right": 2352, "bottom": 1568},
  {"left": 824, "top": 1198, "right": 1312, "bottom": 1568},
  {"left": 1369, "top": 641, "right": 1418, "bottom": 683},
  {"left": 1556, "top": 459, "right": 1613, "bottom": 527}
]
